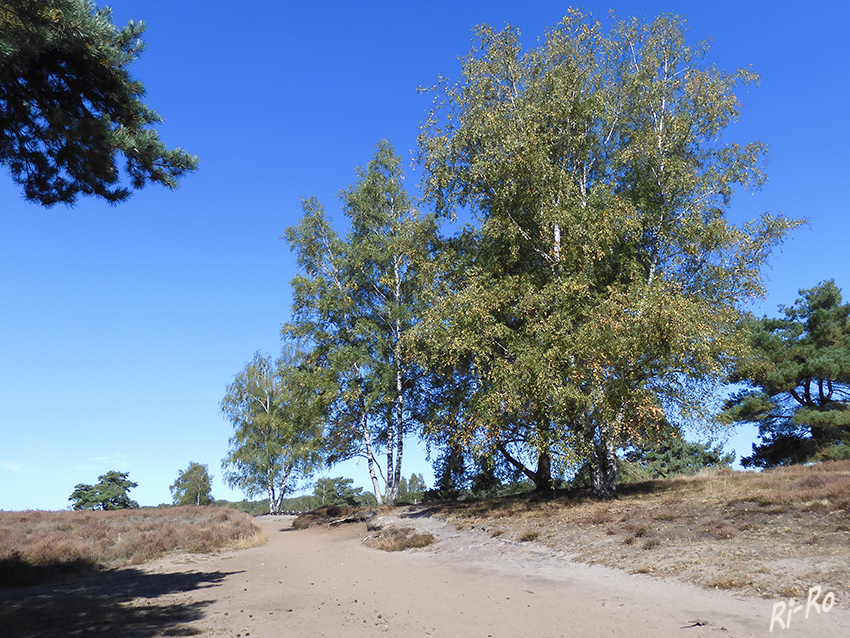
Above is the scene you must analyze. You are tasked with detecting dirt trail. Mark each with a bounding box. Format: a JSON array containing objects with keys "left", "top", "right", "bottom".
[
  {"left": 130, "top": 511, "right": 847, "bottom": 637},
  {"left": 4, "top": 511, "right": 846, "bottom": 637}
]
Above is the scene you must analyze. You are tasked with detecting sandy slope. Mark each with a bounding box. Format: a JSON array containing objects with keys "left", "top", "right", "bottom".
[{"left": 125, "top": 511, "right": 847, "bottom": 637}]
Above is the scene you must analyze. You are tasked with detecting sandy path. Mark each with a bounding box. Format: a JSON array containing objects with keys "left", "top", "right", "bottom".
[{"left": 132, "top": 512, "right": 848, "bottom": 637}]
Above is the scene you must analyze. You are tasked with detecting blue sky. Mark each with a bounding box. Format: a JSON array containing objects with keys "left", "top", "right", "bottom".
[{"left": 1, "top": 1, "right": 848, "bottom": 510}]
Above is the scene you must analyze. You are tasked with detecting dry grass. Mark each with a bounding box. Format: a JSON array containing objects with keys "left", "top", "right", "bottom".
[
  {"left": 424, "top": 460, "right": 850, "bottom": 598},
  {"left": 292, "top": 505, "right": 377, "bottom": 530},
  {"left": 0, "top": 506, "right": 265, "bottom": 586},
  {"left": 363, "top": 526, "right": 436, "bottom": 552},
  {"left": 519, "top": 530, "right": 541, "bottom": 542},
  {"left": 292, "top": 506, "right": 435, "bottom": 552}
]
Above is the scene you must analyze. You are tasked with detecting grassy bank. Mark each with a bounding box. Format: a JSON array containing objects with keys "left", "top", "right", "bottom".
[
  {"left": 427, "top": 460, "right": 850, "bottom": 598},
  {"left": 0, "top": 506, "right": 265, "bottom": 586}
]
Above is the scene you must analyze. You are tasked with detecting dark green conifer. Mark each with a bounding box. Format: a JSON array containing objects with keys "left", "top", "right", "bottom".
[
  {"left": 722, "top": 280, "right": 850, "bottom": 467},
  {"left": 68, "top": 470, "right": 139, "bottom": 510},
  {"left": 0, "top": 0, "right": 198, "bottom": 205}
]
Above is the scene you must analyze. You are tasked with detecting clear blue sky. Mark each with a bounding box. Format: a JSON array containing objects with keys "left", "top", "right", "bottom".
[{"left": 1, "top": 1, "right": 848, "bottom": 510}]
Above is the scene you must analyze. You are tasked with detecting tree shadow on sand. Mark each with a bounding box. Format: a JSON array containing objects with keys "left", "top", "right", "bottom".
[{"left": 0, "top": 563, "right": 239, "bottom": 638}]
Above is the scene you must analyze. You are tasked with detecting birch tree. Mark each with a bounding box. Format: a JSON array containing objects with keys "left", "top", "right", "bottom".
[
  {"left": 285, "top": 141, "right": 434, "bottom": 505},
  {"left": 170, "top": 461, "right": 213, "bottom": 506},
  {"left": 220, "top": 346, "right": 323, "bottom": 514},
  {"left": 417, "top": 11, "right": 800, "bottom": 497}
]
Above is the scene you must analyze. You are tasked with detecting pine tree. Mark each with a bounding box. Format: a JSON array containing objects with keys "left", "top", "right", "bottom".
[
  {"left": 622, "top": 437, "right": 734, "bottom": 479},
  {"left": 0, "top": 0, "right": 198, "bottom": 205},
  {"left": 69, "top": 470, "right": 139, "bottom": 510},
  {"left": 721, "top": 280, "right": 850, "bottom": 467}
]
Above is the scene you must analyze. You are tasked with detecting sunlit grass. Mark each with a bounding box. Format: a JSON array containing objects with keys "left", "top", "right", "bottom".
[
  {"left": 425, "top": 460, "right": 850, "bottom": 597},
  {"left": 0, "top": 506, "right": 265, "bottom": 586}
]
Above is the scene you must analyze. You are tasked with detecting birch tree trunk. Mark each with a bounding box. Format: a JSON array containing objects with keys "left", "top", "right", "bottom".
[
  {"left": 388, "top": 256, "right": 406, "bottom": 505},
  {"left": 589, "top": 419, "right": 619, "bottom": 499},
  {"left": 362, "top": 417, "right": 384, "bottom": 506},
  {"left": 267, "top": 468, "right": 278, "bottom": 515},
  {"left": 355, "top": 367, "right": 384, "bottom": 506}
]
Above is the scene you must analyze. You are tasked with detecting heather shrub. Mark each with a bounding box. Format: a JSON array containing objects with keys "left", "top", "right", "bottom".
[{"left": 0, "top": 506, "right": 265, "bottom": 585}]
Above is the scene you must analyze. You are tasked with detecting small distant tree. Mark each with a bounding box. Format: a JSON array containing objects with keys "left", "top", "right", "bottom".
[
  {"left": 312, "top": 476, "right": 356, "bottom": 508},
  {"left": 69, "top": 470, "right": 139, "bottom": 510},
  {"left": 221, "top": 343, "right": 325, "bottom": 514},
  {"left": 170, "top": 462, "right": 213, "bottom": 506},
  {"left": 397, "top": 473, "right": 426, "bottom": 503}
]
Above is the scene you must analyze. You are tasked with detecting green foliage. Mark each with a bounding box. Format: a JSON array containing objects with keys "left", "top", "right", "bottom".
[
  {"left": 416, "top": 11, "right": 799, "bottom": 498},
  {"left": 310, "top": 476, "right": 376, "bottom": 509},
  {"left": 721, "top": 280, "right": 850, "bottom": 468},
  {"left": 431, "top": 441, "right": 469, "bottom": 497},
  {"left": 622, "top": 437, "right": 735, "bottom": 480},
  {"left": 397, "top": 473, "right": 427, "bottom": 503},
  {"left": 427, "top": 445, "right": 536, "bottom": 501},
  {"left": 0, "top": 0, "right": 198, "bottom": 205},
  {"left": 221, "top": 343, "right": 324, "bottom": 514},
  {"left": 284, "top": 140, "right": 436, "bottom": 505},
  {"left": 68, "top": 470, "right": 139, "bottom": 510},
  {"left": 169, "top": 461, "right": 213, "bottom": 506}
]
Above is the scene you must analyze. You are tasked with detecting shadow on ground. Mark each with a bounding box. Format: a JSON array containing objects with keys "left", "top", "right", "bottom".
[{"left": 0, "top": 565, "right": 237, "bottom": 638}]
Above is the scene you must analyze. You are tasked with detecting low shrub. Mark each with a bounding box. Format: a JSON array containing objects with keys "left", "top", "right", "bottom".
[{"left": 364, "top": 527, "right": 435, "bottom": 552}]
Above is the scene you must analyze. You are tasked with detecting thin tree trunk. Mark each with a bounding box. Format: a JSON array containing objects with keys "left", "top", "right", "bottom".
[
  {"left": 589, "top": 418, "right": 618, "bottom": 499},
  {"left": 362, "top": 409, "right": 384, "bottom": 506},
  {"left": 267, "top": 469, "right": 278, "bottom": 514},
  {"left": 384, "top": 255, "right": 407, "bottom": 507},
  {"left": 350, "top": 364, "right": 384, "bottom": 506},
  {"left": 393, "top": 385, "right": 404, "bottom": 504},
  {"left": 385, "top": 404, "right": 395, "bottom": 504},
  {"left": 272, "top": 465, "right": 293, "bottom": 514},
  {"left": 391, "top": 309, "right": 405, "bottom": 506},
  {"left": 553, "top": 221, "right": 562, "bottom": 279}
]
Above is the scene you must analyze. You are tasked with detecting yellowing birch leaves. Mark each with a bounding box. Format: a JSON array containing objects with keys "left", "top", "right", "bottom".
[{"left": 416, "top": 11, "right": 800, "bottom": 497}]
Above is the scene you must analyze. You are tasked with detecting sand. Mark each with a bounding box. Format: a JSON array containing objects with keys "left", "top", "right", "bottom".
[{"left": 3, "top": 510, "right": 848, "bottom": 637}]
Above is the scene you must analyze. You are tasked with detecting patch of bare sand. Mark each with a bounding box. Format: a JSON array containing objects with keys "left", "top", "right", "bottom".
[{"left": 127, "top": 512, "right": 848, "bottom": 637}]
